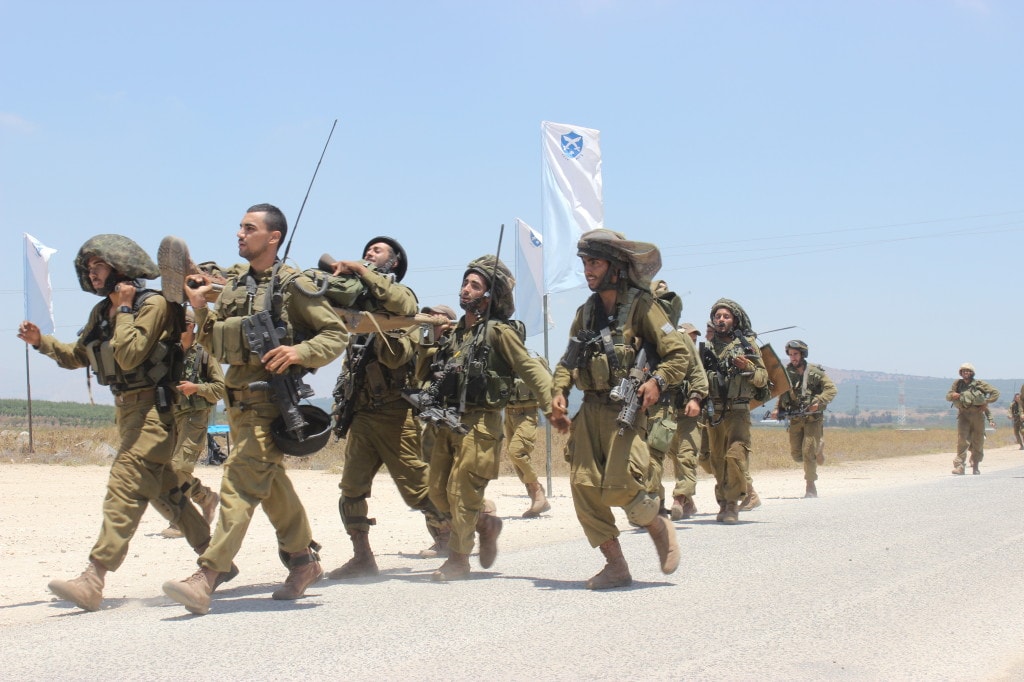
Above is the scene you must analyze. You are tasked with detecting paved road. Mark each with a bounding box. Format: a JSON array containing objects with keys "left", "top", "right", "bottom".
[{"left": 6, "top": 464, "right": 1024, "bottom": 680}]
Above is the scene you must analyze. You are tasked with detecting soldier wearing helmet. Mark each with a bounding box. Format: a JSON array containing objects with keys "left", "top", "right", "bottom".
[
  {"left": 18, "top": 234, "right": 213, "bottom": 613},
  {"left": 321, "top": 236, "right": 448, "bottom": 580},
  {"left": 163, "top": 203, "right": 346, "bottom": 615},
  {"left": 946, "top": 362, "right": 1000, "bottom": 475},
  {"left": 413, "top": 252, "right": 553, "bottom": 581},
  {"left": 551, "top": 229, "right": 696, "bottom": 589},
  {"left": 704, "top": 298, "right": 769, "bottom": 524},
  {"left": 159, "top": 306, "right": 227, "bottom": 539},
  {"left": 774, "top": 339, "right": 837, "bottom": 498}
]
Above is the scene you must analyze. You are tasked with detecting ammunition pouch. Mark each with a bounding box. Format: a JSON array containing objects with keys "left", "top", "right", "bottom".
[
  {"left": 647, "top": 415, "right": 677, "bottom": 455},
  {"left": 85, "top": 337, "right": 182, "bottom": 392}
]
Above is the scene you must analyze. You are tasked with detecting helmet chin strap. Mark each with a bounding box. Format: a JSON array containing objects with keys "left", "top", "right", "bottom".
[
  {"left": 593, "top": 264, "right": 623, "bottom": 292},
  {"left": 460, "top": 292, "right": 491, "bottom": 316}
]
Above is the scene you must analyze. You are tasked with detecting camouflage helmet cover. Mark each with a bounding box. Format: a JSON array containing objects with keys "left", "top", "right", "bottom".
[
  {"left": 362, "top": 236, "right": 408, "bottom": 282},
  {"left": 75, "top": 234, "right": 159, "bottom": 296},
  {"left": 464, "top": 254, "right": 515, "bottom": 319},
  {"left": 710, "top": 298, "right": 754, "bottom": 335},
  {"left": 785, "top": 339, "right": 809, "bottom": 357},
  {"left": 959, "top": 362, "right": 975, "bottom": 373},
  {"left": 577, "top": 229, "right": 662, "bottom": 289}
]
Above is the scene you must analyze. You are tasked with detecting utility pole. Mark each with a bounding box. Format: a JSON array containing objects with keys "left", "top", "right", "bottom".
[{"left": 897, "top": 376, "right": 907, "bottom": 427}]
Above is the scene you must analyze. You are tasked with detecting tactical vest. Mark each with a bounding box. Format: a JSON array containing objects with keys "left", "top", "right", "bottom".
[
  {"left": 433, "top": 319, "right": 514, "bottom": 409},
  {"left": 177, "top": 344, "right": 215, "bottom": 412},
  {"left": 708, "top": 335, "right": 760, "bottom": 403},
  {"left": 780, "top": 363, "right": 828, "bottom": 410},
  {"left": 957, "top": 379, "right": 990, "bottom": 407},
  {"left": 206, "top": 266, "right": 302, "bottom": 366},
  {"left": 83, "top": 290, "right": 183, "bottom": 394},
  {"left": 572, "top": 289, "right": 645, "bottom": 392}
]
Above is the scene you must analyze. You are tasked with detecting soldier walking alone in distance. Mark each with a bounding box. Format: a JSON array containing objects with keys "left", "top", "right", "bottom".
[{"left": 946, "top": 362, "right": 999, "bottom": 475}]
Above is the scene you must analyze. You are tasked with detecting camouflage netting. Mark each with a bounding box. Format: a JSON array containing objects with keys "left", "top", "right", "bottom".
[
  {"left": 576, "top": 229, "right": 662, "bottom": 289},
  {"left": 465, "top": 254, "right": 515, "bottom": 319},
  {"left": 710, "top": 298, "right": 754, "bottom": 335},
  {"left": 75, "top": 234, "right": 159, "bottom": 295}
]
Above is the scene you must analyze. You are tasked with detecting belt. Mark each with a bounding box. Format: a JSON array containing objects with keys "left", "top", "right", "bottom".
[
  {"left": 228, "top": 387, "right": 271, "bottom": 403},
  {"left": 582, "top": 391, "right": 617, "bottom": 405},
  {"left": 114, "top": 387, "right": 157, "bottom": 406}
]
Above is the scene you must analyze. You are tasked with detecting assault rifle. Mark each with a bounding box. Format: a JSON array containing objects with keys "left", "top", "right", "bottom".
[
  {"left": 243, "top": 310, "right": 316, "bottom": 440},
  {"left": 699, "top": 342, "right": 726, "bottom": 426},
  {"left": 610, "top": 347, "right": 650, "bottom": 435},
  {"left": 558, "top": 329, "right": 603, "bottom": 370},
  {"left": 331, "top": 333, "right": 375, "bottom": 439},
  {"left": 401, "top": 389, "right": 468, "bottom": 435}
]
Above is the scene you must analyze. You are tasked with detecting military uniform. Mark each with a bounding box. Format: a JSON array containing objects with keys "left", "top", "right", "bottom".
[
  {"left": 946, "top": 368, "right": 999, "bottom": 474},
  {"left": 703, "top": 299, "right": 768, "bottom": 522},
  {"left": 1010, "top": 395, "right": 1023, "bottom": 449},
  {"left": 777, "top": 353, "right": 837, "bottom": 491},
  {"left": 31, "top": 234, "right": 210, "bottom": 612},
  {"left": 168, "top": 342, "right": 226, "bottom": 526},
  {"left": 328, "top": 258, "right": 446, "bottom": 578},
  {"left": 419, "top": 316, "right": 552, "bottom": 561},
  {"left": 502, "top": 321, "right": 551, "bottom": 517},
  {"left": 192, "top": 262, "right": 346, "bottom": 575}
]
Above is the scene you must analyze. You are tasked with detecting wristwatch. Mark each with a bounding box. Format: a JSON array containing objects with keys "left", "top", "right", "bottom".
[
  {"left": 117, "top": 305, "right": 132, "bottom": 314},
  {"left": 652, "top": 374, "right": 667, "bottom": 391}
]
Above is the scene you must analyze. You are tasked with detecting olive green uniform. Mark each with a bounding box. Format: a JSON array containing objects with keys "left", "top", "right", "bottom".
[
  {"left": 416, "top": 317, "right": 552, "bottom": 556},
  {"left": 172, "top": 343, "right": 226, "bottom": 506},
  {"left": 1011, "top": 398, "right": 1023, "bottom": 448},
  {"left": 646, "top": 331, "right": 709, "bottom": 503},
  {"left": 194, "top": 263, "right": 346, "bottom": 573},
  {"left": 333, "top": 269, "right": 443, "bottom": 534},
  {"left": 706, "top": 333, "right": 768, "bottom": 506},
  {"left": 552, "top": 290, "right": 693, "bottom": 547},
  {"left": 777, "top": 361, "right": 837, "bottom": 483},
  {"left": 946, "top": 377, "right": 999, "bottom": 469},
  {"left": 35, "top": 293, "right": 211, "bottom": 570}
]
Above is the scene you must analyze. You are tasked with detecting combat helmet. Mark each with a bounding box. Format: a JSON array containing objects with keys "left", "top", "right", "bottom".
[
  {"left": 75, "top": 234, "right": 160, "bottom": 296},
  {"left": 464, "top": 255, "right": 515, "bottom": 319},
  {"left": 362, "top": 236, "right": 408, "bottom": 282},
  {"left": 270, "top": 405, "right": 333, "bottom": 457},
  {"left": 785, "top": 339, "right": 809, "bottom": 358},
  {"left": 577, "top": 229, "right": 662, "bottom": 290},
  {"left": 709, "top": 298, "right": 754, "bottom": 337}
]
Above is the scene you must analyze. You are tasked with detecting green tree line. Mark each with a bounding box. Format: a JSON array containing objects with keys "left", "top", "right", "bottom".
[{"left": 0, "top": 399, "right": 115, "bottom": 427}]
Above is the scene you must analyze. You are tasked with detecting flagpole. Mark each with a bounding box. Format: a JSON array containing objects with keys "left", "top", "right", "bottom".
[
  {"left": 542, "top": 293, "right": 552, "bottom": 498},
  {"left": 25, "top": 345, "right": 34, "bottom": 454}
]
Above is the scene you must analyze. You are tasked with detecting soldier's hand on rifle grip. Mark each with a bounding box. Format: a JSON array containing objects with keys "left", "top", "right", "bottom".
[
  {"left": 261, "top": 345, "right": 301, "bottom": 374},
  {"left": 638, "top": 378, "right": 661, "bottom": 410},
  {"left": 731, "top": 355, "right": 754, "bottom": 372}
]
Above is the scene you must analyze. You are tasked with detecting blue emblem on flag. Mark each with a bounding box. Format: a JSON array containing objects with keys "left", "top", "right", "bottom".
[
  {"left": 561, "top": 132, "right": 584, "bottom": 159},
  {"left": 529, "top": 229, "right": 542, "bottom": 247}
]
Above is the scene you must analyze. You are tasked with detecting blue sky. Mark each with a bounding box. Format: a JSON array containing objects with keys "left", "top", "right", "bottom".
[{"left": 2, "top": 0, "right": 1023, "bottom": 405}]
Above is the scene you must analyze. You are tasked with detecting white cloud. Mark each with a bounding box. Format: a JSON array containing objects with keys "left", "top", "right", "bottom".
[{"left": 0, "top": 112, "right": 36, "bottom": 134}]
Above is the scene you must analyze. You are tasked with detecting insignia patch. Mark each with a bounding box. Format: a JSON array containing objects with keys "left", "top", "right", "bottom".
[
  {"left": 561, "top": 132, "right": 584, "bottom": 159},
  {"left": 661, "top": 322, "right": 674, "bottom": 334}
]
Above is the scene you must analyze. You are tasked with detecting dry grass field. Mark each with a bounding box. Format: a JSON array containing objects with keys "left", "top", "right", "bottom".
[{"left": 4, "top": 421, "right": 1013, "bottom": 478}]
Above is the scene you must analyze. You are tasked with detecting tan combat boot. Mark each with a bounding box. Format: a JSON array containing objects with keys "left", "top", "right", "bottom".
[
  {"left": 48, "top": 560, "right": 106, "bottom": 612},
  {"left": 716, "top": 501, "right": 727, "bottom": 523},
  {"left": 681, "top": 495, "right": 698, "bottom": 519},
  {"left": 160, "top": 523, "right": 184, "bottom": 539},
  {"left": 523, "top": 481, "right": 551, "bottom": 518},
  {"left": 272, "top": 547, "right": 324, "bottom": 600},
  {"left": 431, "top": 551, "right": 471, "bottom": 582},
  {"left": 804, "top": 481, "right": 818, "bottom": 498},
  {"left": 328, "top": 530, "right": 379, "bottom": 579},
  {"left": 419, "top": 523, "right": 451, "bottom": 559},
  {"left": 722, "top": 501, "right": 739, "bottom": 525},
  {"left": 740, "top": 487, "right": 762, "bottom": 511},
  {"left": 476, "top": 510, "right": 503, "bottom": 569},
  {"left": 197, "top": 489, "right": 219, "bottom": 526},
  {"left": 162, "top": 566, "right": 220, "bottom": 616},
  {"left": 952, "top": 462, "right": 965, "bottom": 475},
  {"left": 586, "top": 538, "right": 632, "bottom": 590},
  {"left": 670, "top": 495, "right": 686, "bottom": 521},
  {"left": 644, "top": 513, "right": 680, "bottom": 574}
]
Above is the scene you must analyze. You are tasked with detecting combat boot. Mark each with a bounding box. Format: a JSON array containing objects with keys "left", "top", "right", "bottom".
[
  {"left": 476, "top": 510, "right": 503, "bottom": 569},
  {"left": 198, "top": 490, "right": 219, "bottom": 526},
  {"left": 644, "top": 513, "right": 680, "bottom": 574},
  {"left": 670, "top": 495, "right": 686, "bottom": 521},
  {"left": 162, "top": 566, "right": 220, "bottom": 616},
  {"left": 419, "top": 523, "right": 451, "bottom": 559},
  {"left": 740, "top": 487, "right": 762, "bottom": 511},
  {"left": 972, "top": 463, "right": 981, "bottom": 475},
  {"left": 586, "top": 538, "right": 632, "bottom": 590},
  {"left": 722, "top": 501, "right": 739, "bottom": 525},
  {"left": 716, "top": 501, "right": 727, "bottom": 523},
  {"left": 804, "top": 481, "right": 818, "bottom": 498},
  {"left": 431, "top": 551, "right": 471, "bottom": 582},
  {"left": 328, "top": 530, "right": 379, "bottom": 579},
  {"left": 160, "top": 523, "right": 184, "bottom": 539},
  {"left": 681, "top": 495, "right": 697, "bottom": 519},
  {"left": 272, "top": 547, "right": 324, "bottom": 600},
  {"left": 523, "top": 481, "right": 551, "bottom": 518},
  {"left": 48, "top": 560, "right": 106, "bottom": 612},
  {"left": 952, "top": 463, "right": 965, "bottom": 475}
]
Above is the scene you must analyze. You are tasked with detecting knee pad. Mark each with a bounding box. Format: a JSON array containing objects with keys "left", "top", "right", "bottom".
[{"left": 624, "top": 491, "right": 660, "bottom": 526}]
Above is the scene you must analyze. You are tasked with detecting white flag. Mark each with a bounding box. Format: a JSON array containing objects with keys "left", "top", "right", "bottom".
[
  {"left": 24, "top": 233, "right": 57, "bottom": 335},
  {"left": 541, "top": 120, "right": 603, "bottom": 294},
  {"left": 513, "top": 218, "right": 546, "bottom": 337}
]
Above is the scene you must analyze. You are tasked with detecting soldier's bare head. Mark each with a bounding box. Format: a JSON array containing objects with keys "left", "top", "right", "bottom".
[{"left": 238, "top": 204, "right": 287, "bottom": 264}]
